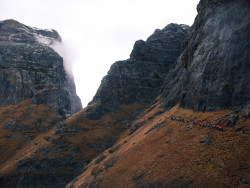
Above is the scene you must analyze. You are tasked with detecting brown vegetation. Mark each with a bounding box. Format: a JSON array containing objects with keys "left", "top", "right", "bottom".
[{"left": 67, "top": 104, "right": 250, "bottom": 188}]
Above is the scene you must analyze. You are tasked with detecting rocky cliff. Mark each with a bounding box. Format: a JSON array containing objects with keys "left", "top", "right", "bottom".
[
  {"left": 86, "top": 24, "right": 190, "bottom": 119},
  {"left": 0, "top": 23, "right": 190, "bottom": 188},
  {"left": 0, "top": 19, "right": 82, "bottom": 118},
  {"left": 160, "top": 0, "right": 250, "bottom": 111},
  {"left": 1, "top": 0, "right": 250, "bottom": 187},
  {"left": 66, "top": 1, "right": 250, "bottom": 187}
]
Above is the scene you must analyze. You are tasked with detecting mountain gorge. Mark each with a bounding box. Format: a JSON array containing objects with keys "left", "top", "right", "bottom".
[{"left": 0, "top": 0, "right": 250, "bottom": 187}]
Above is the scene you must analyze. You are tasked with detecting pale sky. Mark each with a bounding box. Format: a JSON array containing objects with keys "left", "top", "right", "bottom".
[{"left": 0, "top": 0, "right": 200, "bottom": 107}]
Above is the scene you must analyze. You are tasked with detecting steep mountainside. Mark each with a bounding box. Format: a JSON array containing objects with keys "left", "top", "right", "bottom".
[
  {"left": 0, "top": 19, "right": 82, "bottom": 118},
  {"left": 160, "top": 0, "right": 250, "bottom": 111},
  {"left": 0, "top": 22, "right": 189, "bottom": 188},
  {"left": 0, "top": 20, "right": 82, "bottom": 187},
  {"left": 67, "top": 104, "right": 250, "bottom": 188},
  {"left": 66, "top": 0, "right": 250, "bottom": 187},
  {"left": 86, "top": 24, "right": 190, "bottom": 119},
  {"left": 1, "top": 0, "right": 250, "bottom": 187}
]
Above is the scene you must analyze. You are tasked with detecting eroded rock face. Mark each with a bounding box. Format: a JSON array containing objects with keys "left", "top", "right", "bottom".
[
  {"left": 86, "top": 24, "right": 190, "bottom": 119},
  {"left": 130, "top": 24, "right": 190, "bottom": 66},
  {"left": 0, "top": 19, "right": 82, "bottom": 118},
  {"left": 161, "top": 0, "right": 250, "bottom": 111}
]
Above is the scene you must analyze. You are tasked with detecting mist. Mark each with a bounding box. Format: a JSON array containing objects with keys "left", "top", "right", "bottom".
[
  {"left": 52, "top": 41, "right": 75, "bottom": 79},
  {"left": 0, "top": 0, "right": 200, "bottom": 107}
]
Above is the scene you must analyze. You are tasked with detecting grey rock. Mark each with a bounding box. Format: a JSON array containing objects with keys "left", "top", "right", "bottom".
[
  {"left": 160, "top": 0, "right": 250, "bottom": 111},
  {"left": 88, "top": 138, "right": 116, "bottom": 153},
  {"left": 227, "top": 113, "right": 238, "bottom": 127},
  {"left": 86, "top": 24, "right": 190, "bottom": 119},
  {"left": 200, "top": 136, "right": 212, "bottom": 143},
  {"left": 186, "top": 124, "right": 193, "bottom": 131},
  {"left": 108, "top": 146, "right": 119, "bottom": 154},
  {"left": 95, "top": 154, "right": 106, "bottom": 164},
  {"left": 0, "top": 19, "right": 82, "bottom": 118},
  {"left": 105, "top": 156, "right": 117, "bottom": 170},
  {"left": 0, "top": 155, "right": 88, "bottom": 188},
  {"left": 91, "top": 166, "right": 103, "bottom": 177},
  {"left": 4, "top": 135, "right": 21, "bottom": 139},
  {"left": 54, "top": 123, "right": 65, "bottom": 134},
  {"left": 44, "top": 136, "right": 65, "bottom": 145},
  {"left": 130, "top": 23, "right": 190, "bottom": 64},
  {"left": 145, "top": 121, "right": 166, "bottom": 134},
  {"left": 132, "top": 173, "right": 143, "bottom": 183},
  {"left": 55, "top": 123, "right": 89, "bottom": 134},
  {"left": 234, "top": 126, "right": 242, "bottom": 132},
  {"left": 242, "top": 175, "right": 250, "bottom": 184},
  {"left": 220, "top": 162, "right": 225, "bottom": 168},
  {"left": 4, "top": 120, "right": 34, "bottom": 131},
  {"left": 243, "top": 108, "right": 250, "bottom": 118},
  {"left": 129, "top": 121, "right": 145, "bottom": 135}
]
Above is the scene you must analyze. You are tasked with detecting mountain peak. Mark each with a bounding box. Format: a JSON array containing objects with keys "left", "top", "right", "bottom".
[
  {"left": 0, "top": 19, "right": 61, "bottom": 46},
  {"left": 0, "top": 19, "right": 82, "bottom": 118}
]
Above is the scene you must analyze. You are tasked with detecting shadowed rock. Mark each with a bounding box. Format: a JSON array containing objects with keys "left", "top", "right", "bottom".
[
  {"left": 0, "top": 19, "right": 82, "bottom": 118},
  {"left": 85, "top": 24, "right": 190, "bottom": 119},
  {"left": 161, "top": 0, "right": 250, "bottom": 111}
]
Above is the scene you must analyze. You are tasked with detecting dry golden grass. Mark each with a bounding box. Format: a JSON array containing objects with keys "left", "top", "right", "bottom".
[
  {"left": 0, "top": 99, "right": 60, "bottom": 174},
  {"left": 67, "top": 104, "right": 250, "bottom": 188},
  {"left": 0, "top": 102, "right": 145, "bottom": 178},
  {"left": 1, "top": 99, "right": 249, "bottom": 188}
]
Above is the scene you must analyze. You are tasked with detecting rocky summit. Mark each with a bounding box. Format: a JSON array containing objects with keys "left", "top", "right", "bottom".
[
  {"left": 86, "top": 23, "right": 190, "bottom": 119},
  {"left": 0, "top": 19, "right": 82, "bottom": 118}
]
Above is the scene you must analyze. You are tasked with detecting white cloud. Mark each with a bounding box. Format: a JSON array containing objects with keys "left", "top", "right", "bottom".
[{"left": 0, "top": 0, "right": 200, "bottom": 107}]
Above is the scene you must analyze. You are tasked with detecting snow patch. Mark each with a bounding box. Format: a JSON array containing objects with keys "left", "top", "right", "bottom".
[
  {"left": 180, "top": 24, "right": 190, "bottom": 30},
  {"left": 34, "top": 34, "right": 55, "bottom": 46},
  {"left": 31, "top": 27, "right": 54, "bottom": 33}
]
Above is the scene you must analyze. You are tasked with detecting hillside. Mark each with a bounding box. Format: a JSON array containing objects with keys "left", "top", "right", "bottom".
[
  {"left": 0, "top": 20, "right": 83, "bottom": 187},
  {"left": 67, "top": 104, "right": 250, "bottom": 187},
  {"left": 67, "top": 0, "right": 250, "bottom": 187},
  {"left": 0, "top": 21, "right": 190, "bottom": 187}
]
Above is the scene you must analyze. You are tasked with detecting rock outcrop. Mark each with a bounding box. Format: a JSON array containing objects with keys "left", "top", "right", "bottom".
[
  {"left": 0, "top": 19, "right": 82, "bottom": 118},
  {"left": 86, "top": 23, "right": 190, "bottom": 119},
  {"left": 161, "top": 0, "right": 250, "bottom": 111},
  {"left": 2, "top": 0, "right": 250, "bottom": 187}
]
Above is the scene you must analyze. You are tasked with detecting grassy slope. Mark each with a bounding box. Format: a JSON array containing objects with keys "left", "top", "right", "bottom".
[
  {"left": 0, "top": 101, "right": 144, "bottom": 181},
  {"left": 67, "top": 103, "right": 250, "bottom": 188},
  {"left": 0, "top": 99, "right": 249, "bottom": 188},
  {"left": 0, "top": 99, "right": 61, "bottom": 174}
]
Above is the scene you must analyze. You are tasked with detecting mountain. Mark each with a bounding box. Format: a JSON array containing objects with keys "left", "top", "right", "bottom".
[
  {"left": 66, "top": 0, "right": 250, "bottom": 187},
  {"left": 0, "top": 19, "right": 82, "bottom": 187},
  {"left": 1, "top": 0, "right": 250, "bottom": 187},
  {"left": 160, "top": 0, "right": 250, "bottom": 111},
  {"left": 0, "top": 21, "right": 189, "bottom": 187},
  {"left": 0, "top": 19, "right": 82, "bottom": 118},
  {"left": 85, "top": 23, "right": 190, "bottom": 119}
]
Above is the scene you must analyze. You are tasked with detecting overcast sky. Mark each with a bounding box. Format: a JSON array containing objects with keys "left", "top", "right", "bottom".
[{"left": 0, "top": 0, "right": 200, "bottom": 107}]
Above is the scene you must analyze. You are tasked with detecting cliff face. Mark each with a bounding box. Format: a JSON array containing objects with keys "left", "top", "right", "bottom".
[
  {"left": 86, "top": 24, "right": 190, "bottom": 119},
  {"left": 0, "top": 23, "right": 190, "bottom": 187},
  {"left": 66, "top": 1, "right": 250, "bottom": 187},
  {"left": 1, "top": 1, "right": 250, "bottom": 187},
  {"left": 0, "top": 19, "right": 82, "bottom": 118},
  {"left": 161, "top": 0, "right": 250, "bottom": 111}
]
